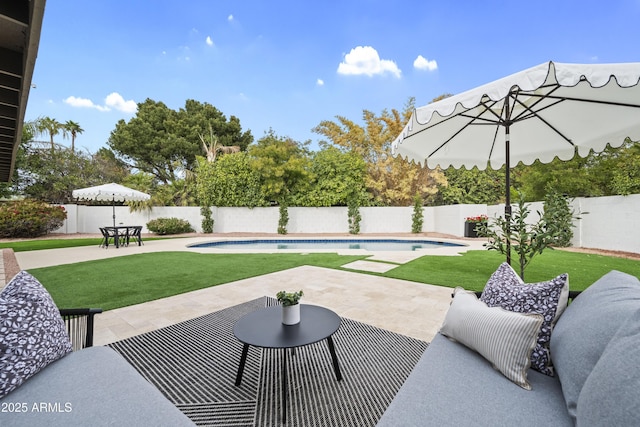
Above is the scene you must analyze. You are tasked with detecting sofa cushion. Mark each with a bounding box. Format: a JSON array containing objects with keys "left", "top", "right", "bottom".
[
  {"left": 550, "top": 270, "right": 640, "bottom": 421},
  {"left": 480, "top": 262, "right": 569, "bottom": 376},
  {"left": 377, "top": 333, "right": 573, "bottom": 427},
  {"left": 576, "top": 306, "right": 640, "bottom": 426},
  {"left": 440, "top": 287, "right": 543, "bottom": 389},
  {"left": 1, "top": 346, "right": 195, "bottom": 426},
  {"left": 0, "top": 271, "right": 72, "bottom": 398}
]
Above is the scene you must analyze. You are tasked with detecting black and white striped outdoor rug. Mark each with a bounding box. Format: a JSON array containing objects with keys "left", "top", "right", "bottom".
[{"left": 108, "top": 297, "right": 428, "bottom": 426}]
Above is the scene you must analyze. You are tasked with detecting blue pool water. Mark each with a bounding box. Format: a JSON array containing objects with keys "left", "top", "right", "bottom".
[{"left": 189, "top": 239, "right": 464, "bottom": 251}]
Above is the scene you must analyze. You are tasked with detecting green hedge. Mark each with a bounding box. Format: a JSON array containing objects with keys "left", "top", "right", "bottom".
[{"left": 146, "top": 217, "right": 194, "bottom": 235}]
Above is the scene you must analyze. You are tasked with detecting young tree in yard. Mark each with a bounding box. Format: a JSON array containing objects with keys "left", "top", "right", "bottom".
[{"left": 477, "top": 195, "right": 552, "bottom": 280}]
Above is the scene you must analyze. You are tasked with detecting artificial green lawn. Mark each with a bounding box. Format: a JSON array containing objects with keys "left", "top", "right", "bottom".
[
  {"left": 25, "top": 247, "right": 640, "bottom": 311},
  {"left": 384, "top": 249, "right": 640, "bottom": 292},
  {"left": 29, "top": 252, "right": 367, "bottom": 311},
  {"left": 0, "top": 237, "right": 168, "bottom": 252}
]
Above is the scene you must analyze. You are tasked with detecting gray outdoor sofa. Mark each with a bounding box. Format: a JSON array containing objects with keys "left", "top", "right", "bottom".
[
  {"left": 0, "top": 271, "right": 195, "bottom": 426},
  {"left": 377, "top": 270, "right": 640, "bottom": 426}
]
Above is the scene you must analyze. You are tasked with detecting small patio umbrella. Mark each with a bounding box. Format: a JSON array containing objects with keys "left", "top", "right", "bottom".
[
  {"left": 72, "top": 183, "right": 151, "bottom": 227},
  {"left": 392, "top": 61, "right": 640, "bottom": 262}
]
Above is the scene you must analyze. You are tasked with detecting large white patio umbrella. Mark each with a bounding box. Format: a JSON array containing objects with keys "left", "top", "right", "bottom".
[
  {"left": 72, "top": 183, "right": 150, "bottom": 227},
  {"left": 392, "top": 61, "right": 640, "bottom": 262}
]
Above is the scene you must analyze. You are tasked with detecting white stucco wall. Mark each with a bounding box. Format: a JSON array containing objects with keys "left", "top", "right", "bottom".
[
  {"left": 52, "top": 194, "right": 640, "bottom": 253},
  {"left": 571, "top": 194, "right": 640, "bottom": 254}
]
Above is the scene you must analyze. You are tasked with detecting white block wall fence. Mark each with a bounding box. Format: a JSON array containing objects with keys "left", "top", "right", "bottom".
[{"left": 53, "top": 194, "right": 640, "bottom": 254}]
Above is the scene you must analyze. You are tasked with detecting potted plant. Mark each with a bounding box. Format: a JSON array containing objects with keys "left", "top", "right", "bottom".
[
  {"left": 276, "top": 290, "right": 304, "bottom": 325},
  {"left": 464, "top": 215, "right": 488, "bottom": 238}
]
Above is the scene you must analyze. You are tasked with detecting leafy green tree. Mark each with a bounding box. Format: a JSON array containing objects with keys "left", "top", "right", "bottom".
[
  {"left": 516, "top": 155, "right": 597, "bottom": 201},
  {"left": 10, "top": 129, "right": 131, "bottom": 203},
  {"left": 92, "top": 148, "right": 130, "bottom": 184},
  {"left": 314, "top": 98, "right": 446, "bottom": 206},
  {"left": 598, "top": 139, "right": 640, "bottom": 195},
  {"left": 177, "top": 99, "right": 252, "bottom": 152},
  {"left": 515, "top": 140, "right": 640, "bottom": 200},
  {"left": 108, "top": 99, "right": 189, "bottom": 185},
  {"left": 195, "top": 153, "right": 267, "bottom": 207},
  {"left": 108, "top": 99, "right": 252, "bottom": 187},
  {"left": 248, "top": 130, "right": 312, "bottom": 204},
  {"left": 611, "top": 147, "right": 640, "bottom": 195},
  {"left": 437, "top": 166, "right": 506, "bottom": 205},
  {"left": 295, "top": 145, "right": 367, "bottom": 206},
  {"left": 18, "top": 148, "right": 100, "bottom": 203}
]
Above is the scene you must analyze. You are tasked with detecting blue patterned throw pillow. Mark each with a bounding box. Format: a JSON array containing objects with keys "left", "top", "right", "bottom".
[
  {"left": 0, "top": 271, "right": 72, "bottom": 398},
  {"left": 480, "top": 263, "right": 569, "bottom": 376}
]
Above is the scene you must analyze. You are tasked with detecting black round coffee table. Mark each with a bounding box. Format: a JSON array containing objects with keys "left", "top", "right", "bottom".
[{"left": 233, "top": 304, "right": 343, "bottom": 422}]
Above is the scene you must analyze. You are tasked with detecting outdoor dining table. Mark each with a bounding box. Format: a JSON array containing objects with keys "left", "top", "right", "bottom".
[{"left": 102, "top": 225, "right": 143, "bottom": 248}]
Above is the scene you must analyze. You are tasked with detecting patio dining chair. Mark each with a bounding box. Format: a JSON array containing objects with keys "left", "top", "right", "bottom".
[
  {"left": 99, "top": 227, "right": 116, "bottom": 248},
  {"left": 127, "top": 226, "right": 143, "bottom": 246}
]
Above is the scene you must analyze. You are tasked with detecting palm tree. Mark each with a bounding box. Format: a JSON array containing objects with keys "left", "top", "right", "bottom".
[
  {"left": 36, "top": 116, "right": 63, "bottom": 151},
  {"left": 64, "top": 120, "right": 84, "bottom": 152}
]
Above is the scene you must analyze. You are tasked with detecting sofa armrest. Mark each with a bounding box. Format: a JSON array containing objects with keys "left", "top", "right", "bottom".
[{"left": 59, "top": 308, "right": 103, "bottom": 351}]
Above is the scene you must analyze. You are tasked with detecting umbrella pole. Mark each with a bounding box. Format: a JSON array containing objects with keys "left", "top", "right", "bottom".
[
  {"left": 505, "top": 126, "right": 512, "bottom": 265},
  {"left": 112, "top": 196, "right": 116, "bottom": 228}
]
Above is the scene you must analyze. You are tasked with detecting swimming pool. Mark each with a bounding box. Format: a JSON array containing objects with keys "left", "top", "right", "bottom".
[{"left": 189, "top": 239, "right": 465, "bottom": 252}]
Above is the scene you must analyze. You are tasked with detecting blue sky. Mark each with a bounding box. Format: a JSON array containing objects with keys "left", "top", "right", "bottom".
[{"left": 26, "top": 0, "right": 640, "bottom": 154}]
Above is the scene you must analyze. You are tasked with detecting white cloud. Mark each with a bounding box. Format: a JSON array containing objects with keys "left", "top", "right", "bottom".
[
  {"left": 206, "top": 36, "right": 214, "bottom": 46},
  {"left": 228, "top": 14, "right": 234, "bottom": 22},
  {"left": 316, "top": 78, "right": 324, "bottom": 86},
  {"left": 414, "top": 55, "right": 438, "bottom": 71},
  {"left": 105, "top": 92, "right": 137, "bottom": 113},
  {"left": 64, "top": 96, "right": 109, "bottom": 111},
  {"left": 63, "top": 92, "right": 136, "bottom": 114},
  {"left": 64, "top": 96, "right": 96, "bottom": 108},
  {"left": 337, "top": 46, "right": 401, "bottom": 78}
]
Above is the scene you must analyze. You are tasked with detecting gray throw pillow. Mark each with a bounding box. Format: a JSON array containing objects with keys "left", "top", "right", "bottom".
[
  {"left": 0, "top": 271, "right": 72, "bottom": 398},
  {"left": 480, "top": 262, "right": 569, "bottom": 376},
  {"left": 441, "top": 287, "right": 543, "bottom": 390}
]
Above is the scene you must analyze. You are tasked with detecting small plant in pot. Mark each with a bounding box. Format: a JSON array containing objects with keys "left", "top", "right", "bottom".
[{"left": 277, "top": 290, "right": 304, "bottom": 325}]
